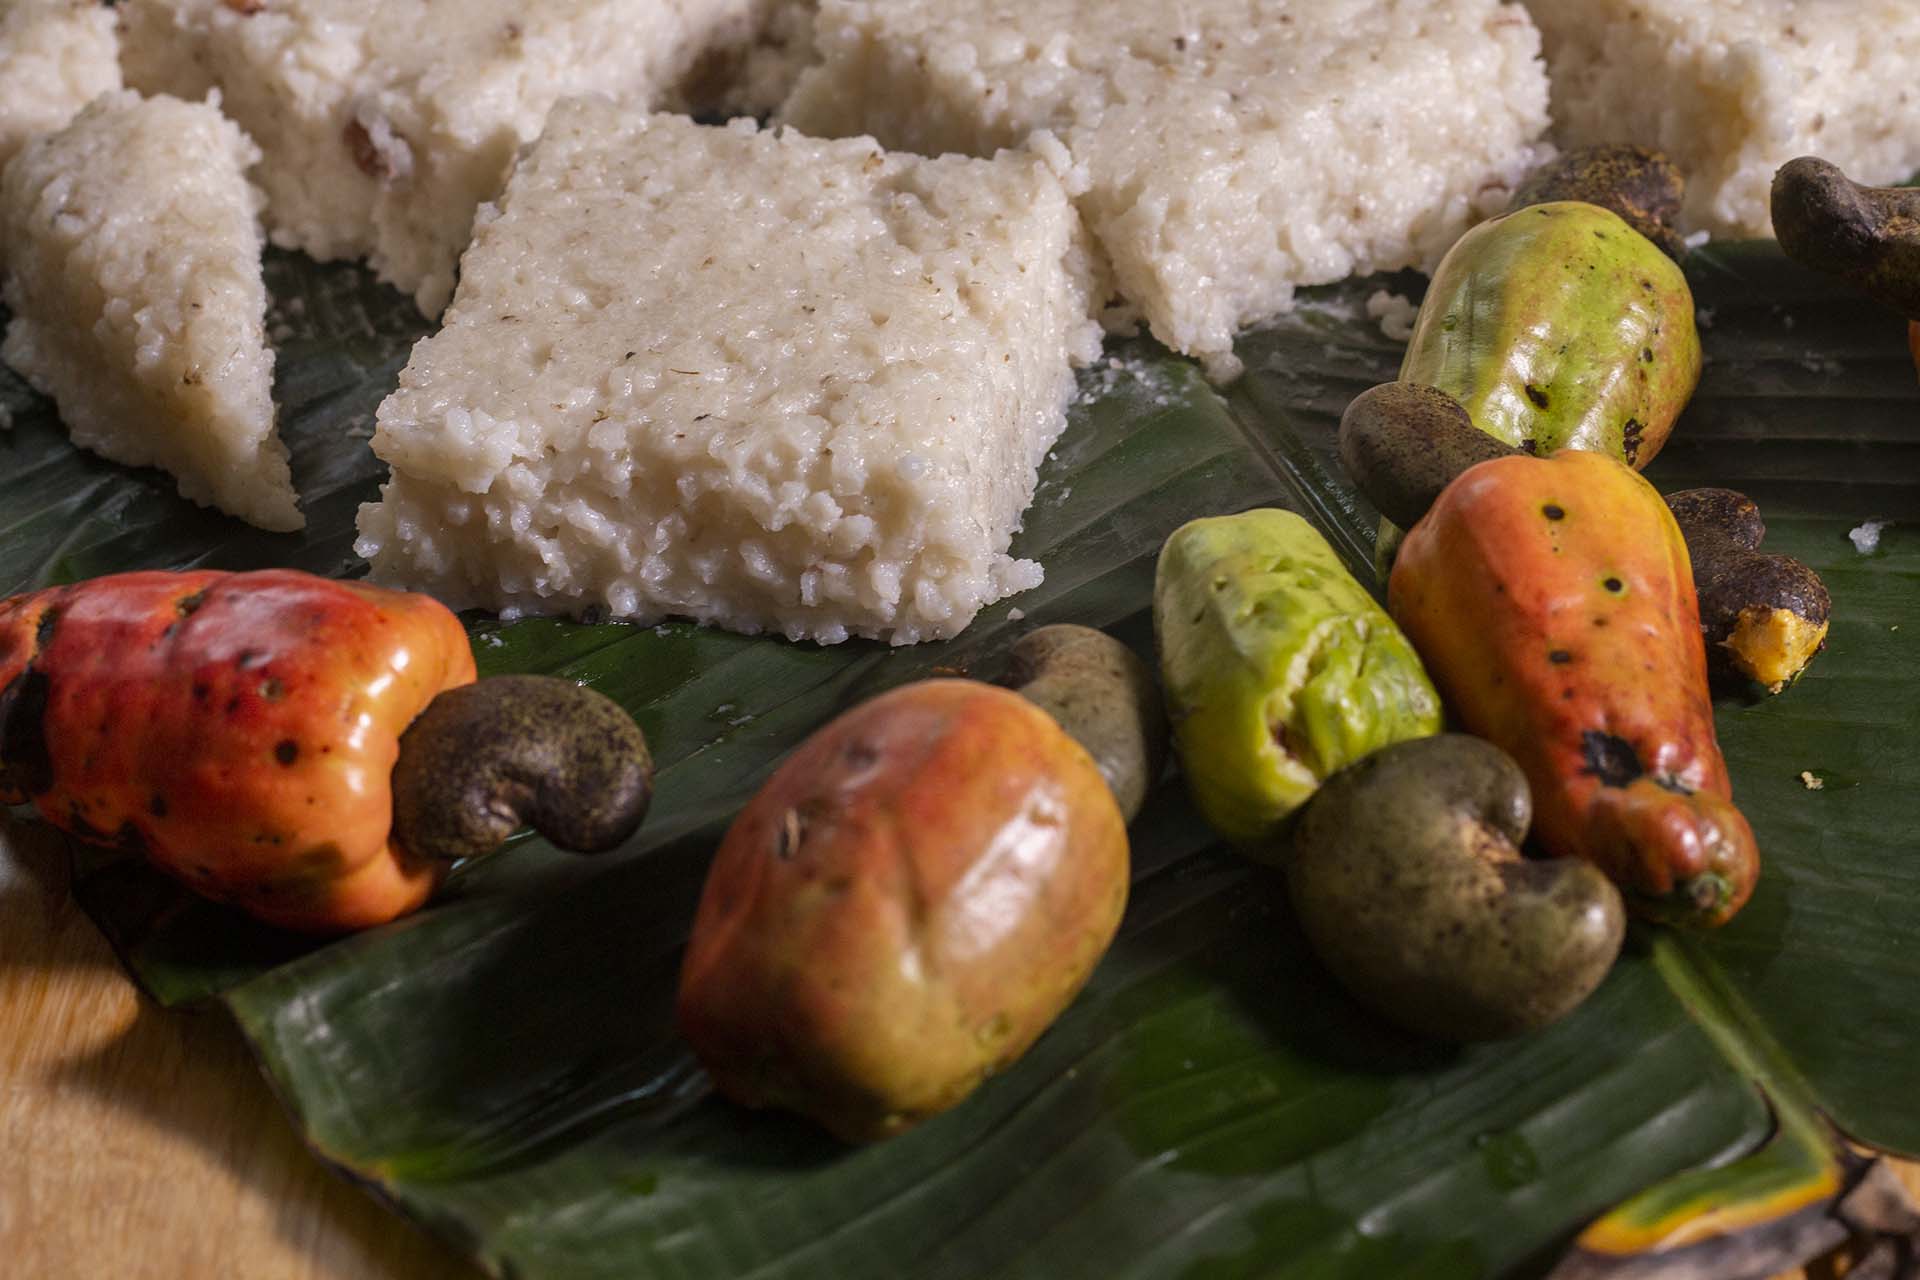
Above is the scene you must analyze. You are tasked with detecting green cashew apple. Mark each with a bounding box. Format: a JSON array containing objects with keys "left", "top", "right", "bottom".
[
  {"left": 1153, "top": 508, "right": 1442, "bottom": 855},
  {"left": 1366, "top": 198, "right": 1703, "bottom": 580},
  {"left": 1402, "top": 200, "right": 1701, "bottom": 468}
]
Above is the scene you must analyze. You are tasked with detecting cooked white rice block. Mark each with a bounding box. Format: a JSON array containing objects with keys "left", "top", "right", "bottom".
[
  {"left": 121, "top": 0, "right": 790, "bottom": 315},
  {"left": 0, "top": 0, "right": 120, "bottom": 173},
  {"left": 357, "top": 101, "right": 1101, "bottom": 646},
  {"left": 1525, "top": 1, "right": 1920, "bottom": 238},
  {"left": 709, "top": 0, "right": 816, "bottom": 118},
  {"left": 0, "top": 90, "right": 301, "bottom": 531},
  {"left": 782, "top": 0, "right": 1552, "bottom": 378}
]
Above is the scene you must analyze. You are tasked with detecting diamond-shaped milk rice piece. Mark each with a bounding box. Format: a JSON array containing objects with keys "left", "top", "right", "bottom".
[
  {"left": 782, "top": 0, "right": 1553, "bottom": 379},
  {"left": 0, "top": 90, "right": 302, "bottom": 532},
  {"left": 1523, "top": 0, "right": 1920, "bottom": 238},
  {"left": 356, "top": 103, "right": 1103, "bottom": 646},
  {"left": 121, "top": 0, "right": 793, "bottom": 314}
]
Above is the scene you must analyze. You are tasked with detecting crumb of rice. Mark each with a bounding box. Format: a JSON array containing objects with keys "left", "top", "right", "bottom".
[
  {"left": 1365, "top": 289, "right": 1420, "bottom": 343},
  {"left": 1850, "top": 520, "right": 1889, "bottom": 554}
]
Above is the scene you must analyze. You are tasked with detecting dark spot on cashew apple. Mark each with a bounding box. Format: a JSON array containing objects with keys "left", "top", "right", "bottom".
[
  {"left": 275, "top": 739, "right": 299, "bottom": 765},
  {"left": 1000, "top": 624, "right": 1168, "bottom": 823},
  {"left": 1772, "top": 156, "right": 1920, "bottom": 321},
  {"left": 175, "top": 590, "right": 207, "bottom": 618},
  {"left": 34, "top": 608, "right": 59, "bottom": 651},
  {"left": 1288, "top": 735, "right": 1626, "bottom": 1041},
  {"left": 1543, "top": 504, "right": 1565, "bottom": 521},
  {"left": 1549, "top": 650, "right": 1573, "bottom": 665},
  {"left": 1337, "top": 382, "right": 1519, "bottom": 529},
  {"left": 1580, "top": 731, "right": 1644, "bottom": 788},
  {"left": 1508, "top": 144, "right": 1688, "bottom": 260},
  {"left": 1665, "top": 487, "right": 1831, "bottom": 693},
  {"left": 0, "top": 667, "right": 54, "bottom": 798},
  {"left": 149, "top": 793, "right": 168, "bottom": 819},
  {"left": 1524, "top": 384, "right": 1550, "bottom": 410},
  {"left": 390, "top": 674, "right": 654, "bottom": 862}
]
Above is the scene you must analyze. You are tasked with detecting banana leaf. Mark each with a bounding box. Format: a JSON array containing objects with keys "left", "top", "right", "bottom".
[{"left": 2, "top": 239, "right": 1916, "bottom": 1279}]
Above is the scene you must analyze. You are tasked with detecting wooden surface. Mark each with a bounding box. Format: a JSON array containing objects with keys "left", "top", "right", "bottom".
[
  {"left": 0, "top": 816, "right": 478, "bottom": 1280},
  {"left": 0, "top": 811, "right": 1910, "bottom": 1280}
]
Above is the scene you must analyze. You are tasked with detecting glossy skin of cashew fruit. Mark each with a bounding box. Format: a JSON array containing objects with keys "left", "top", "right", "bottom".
[
  {"left": 1401, "top": 201, "right": 1701, "bottom": 468},
  {"left": 1388, "top": 452, "right": 1760, "bottom": 928},
  {"left": 676, "top": 679, "right": 1129, "bottom": 1143},
  {"left": 0, "top": 569, "right": 476, "bottom": 931},
  {"left": 1154, "top": 508, "right": 1442, "bottom": 855}
]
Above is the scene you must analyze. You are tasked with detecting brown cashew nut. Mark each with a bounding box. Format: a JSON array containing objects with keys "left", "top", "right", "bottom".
[
  {"left": 1000, "top": 624, "right": 1168, "bottom": 823},
  {"left": 1337, "top": 382, "right": 1519, "bottom": 530},
  {"left": 1509, "top": 143, "right": 1689, "bottom": 261},
  {"left": 391, "top": 674, "right": 654, "bottom": 861},
  {"left": 1665, "top": 488, "right": 1832, "bottom": 694},
  {"left": 1772, "top": 156, "right": 1920, "bottom": 321},
  {"left": 1289, "top": 734, "right": 1626, "bottom": 1042}
]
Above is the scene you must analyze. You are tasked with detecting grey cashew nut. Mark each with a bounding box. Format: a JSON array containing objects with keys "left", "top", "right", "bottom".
[
  {"left": 1289, "top": 734, "right": 1625, "bottom": 1042},
  {"left": 1001, "top": 624, "right": 1168, "bottom": 823},
  {"left": 392, "top": 674, "right": 654, "bottom": 861},
  {"left": 1772, "top": 156, "right": 1920, "bottom": 321}
]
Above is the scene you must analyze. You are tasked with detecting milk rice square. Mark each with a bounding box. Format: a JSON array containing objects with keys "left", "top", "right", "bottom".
[
  {"left": 782, "top": 0, "right": 1552, "bottom": 378},
  {"left": 121, "top": 0, "right": 791, "bottom": 314},
  {"left": 0, "top": 0, "right": 121, "bottom": 174},
  {"left": 1525, "top": 0, "right": 1920, "bottom": 238},
  {"left": 356, "top": 102, "right": 1102, "bottom": 646}
]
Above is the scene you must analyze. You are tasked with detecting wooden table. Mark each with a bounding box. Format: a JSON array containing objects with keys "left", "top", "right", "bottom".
[
  {"left": 1, "top": 813, "right": 1907, "bottom": 1279},
  {"left": 0, "top": 816, "right": 477, "bottom": 1279}
]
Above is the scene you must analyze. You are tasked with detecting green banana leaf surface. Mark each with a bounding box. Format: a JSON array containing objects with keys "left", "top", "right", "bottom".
[{"left": 2, "top": 240, "right": 1915, "bottom": 1279}]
